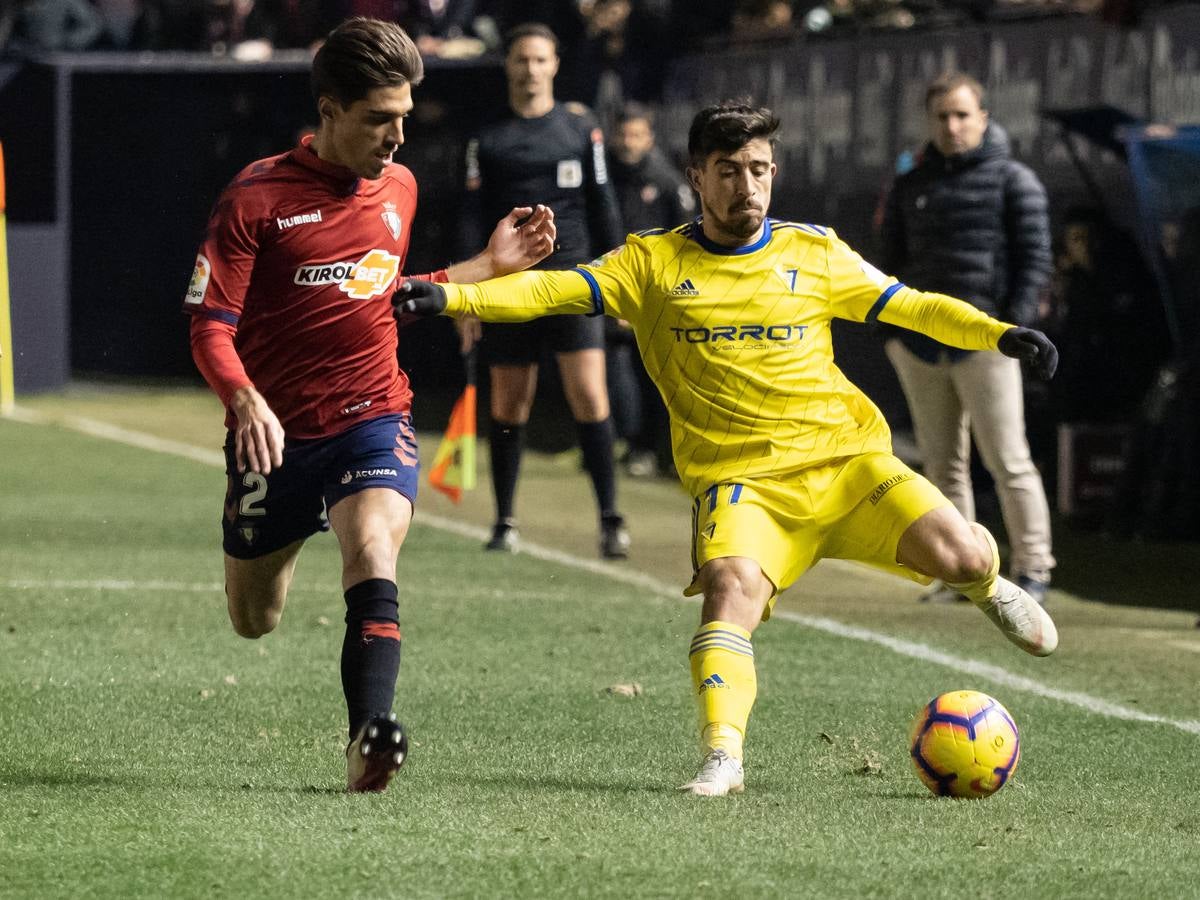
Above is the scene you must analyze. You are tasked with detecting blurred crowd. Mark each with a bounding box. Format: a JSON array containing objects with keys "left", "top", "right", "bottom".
[{"left": 0, "top": 0, "right": 1143, "bottom": 62}]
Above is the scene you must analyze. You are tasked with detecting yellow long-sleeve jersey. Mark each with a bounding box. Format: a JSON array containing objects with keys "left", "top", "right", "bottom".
[{"left": 442, "top": 219, "right": 1011, "bottom": 497}]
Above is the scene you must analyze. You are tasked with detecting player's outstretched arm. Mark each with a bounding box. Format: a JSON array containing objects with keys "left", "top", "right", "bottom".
[
  {"left": 445, "top": 204, "right": 557, "bottom": 283},
  {"left": 394, "top": 267, "right": 594, "bottom": 323},
  {"left": 871, "top": 287, "right": 1057, "bottom": 379},
  {"left": 997, "top": 326, "right": 1058, "bottom": 380}
]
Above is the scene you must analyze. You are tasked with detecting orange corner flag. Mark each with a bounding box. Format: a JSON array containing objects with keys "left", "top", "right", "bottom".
[{"left": 427, "top": 384, "right": 477, "bottom": 502}]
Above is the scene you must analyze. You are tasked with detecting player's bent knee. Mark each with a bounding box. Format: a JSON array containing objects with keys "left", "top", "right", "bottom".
[
  {"left": 229, "top": 613, "right": 278, "bottom": 639},
  {"left": 699, "top": 558, "right": 771, "bottom": 625},
  {"left": 227, "top": 593, "right": 283, "bottom": 639},
  {"left": 938, "top": 538, "right": 991, "bottom": 584}
]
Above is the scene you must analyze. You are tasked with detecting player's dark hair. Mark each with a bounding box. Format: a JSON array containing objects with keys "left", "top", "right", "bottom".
[
  {"left": 311, "top": 17, "right": 424, "bottom": 107},
  {"left": 617, "top": 101, "right": 654, "bottom": 128},
  {"left": 504, "top": 22, "right": 559, "bottom": 55},
  {"left": 925, "top": 72, "right": 986, "bottom": 110},
  {"left": 687, "top": 102, "right": 780, "bottom": 166}
]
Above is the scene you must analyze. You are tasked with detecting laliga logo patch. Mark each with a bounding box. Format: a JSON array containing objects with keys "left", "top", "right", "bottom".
[
  {"left": 185, "top": 254, "right": 210, "bottom": 304},
  {"left": 381, "top": 202, "right": 403, "bottom": 241},
  {"left": 588, "top": 245, "right": 624, "bottom": 267}
]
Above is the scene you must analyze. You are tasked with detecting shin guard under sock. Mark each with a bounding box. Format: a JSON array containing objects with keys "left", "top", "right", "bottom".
[
  {"left": 341, "top": 578, "right": 401, "bottom": 739},
  {"left": 689, "top": 621, "right": 758, "bottom": 759}
]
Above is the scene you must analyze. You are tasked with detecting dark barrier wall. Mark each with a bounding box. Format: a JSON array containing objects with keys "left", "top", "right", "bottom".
[
  {"left": 0, "top": 53, "right": 504, "bottom": 388},
  {"left": 0, "top": 7, "right": 1197, "bottom": 398}
]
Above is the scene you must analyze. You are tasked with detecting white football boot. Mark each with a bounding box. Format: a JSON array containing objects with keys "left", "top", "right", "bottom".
[
  {"left": 974, "top": 577, "right": 1059, "bottom": 657},
  {"left": 678, "top": 749, "right": 745, "bottom": 797},
  {"left": 346, "top": 714, "right": 408, "bottom": 792}
]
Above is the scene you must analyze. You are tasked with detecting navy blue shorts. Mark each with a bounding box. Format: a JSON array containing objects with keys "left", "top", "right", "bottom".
[
  {"left": 482, "top": 314, "right": 605, "bottom": 366},
  {"left": 221, "top": 413, "right": 419, "bottom": 560}
]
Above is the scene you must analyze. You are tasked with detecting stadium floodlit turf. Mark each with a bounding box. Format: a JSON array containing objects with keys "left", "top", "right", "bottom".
[{"left": 3, "top": 395, "right": 1200, "bottom": 899}]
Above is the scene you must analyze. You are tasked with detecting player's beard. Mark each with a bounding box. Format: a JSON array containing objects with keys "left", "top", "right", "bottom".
[{"left": 714, "top": 204, "right": 765, "bottom": 242}]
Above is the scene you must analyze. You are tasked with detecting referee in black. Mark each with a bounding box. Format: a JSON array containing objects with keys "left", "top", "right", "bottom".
[{"left": 457, "top": 22, "right": 629, "bottom": 559}]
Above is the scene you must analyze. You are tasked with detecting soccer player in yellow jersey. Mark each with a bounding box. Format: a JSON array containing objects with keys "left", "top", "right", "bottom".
[{"left": 397, "top": 102, "right": 1060, "bottom": 797}]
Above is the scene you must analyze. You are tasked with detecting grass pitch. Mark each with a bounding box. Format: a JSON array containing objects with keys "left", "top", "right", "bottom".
[{"left": 2, "top": 389, "right": 1200, "bottom": 899}]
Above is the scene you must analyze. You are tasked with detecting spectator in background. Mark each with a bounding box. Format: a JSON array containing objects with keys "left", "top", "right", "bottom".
[
  {"left": 90, "top": 0, "right": 166, "bottom": 50},
  {"left": 271, "top": 1, "right": 343, "bottom": 49},
  {"left": 1165, "top": 206, "right": 1200, "bottom": 344},
  {"left": 564, "top": 0, "right": 667, "bottom": 133},
  {"left": 398, "top": 0, "right": 496, "bottom": 58},
  {"left": 606, "top": 102, "right": 694, "bottom": 477},
  {"left": 485, "top": 0, "right": 587, "bottom": 45},
  {"left": 1133, "top": 204, "right": 1200, "bottom": 539},
  {"left": 731, "top": 0, "right": 797, "bottom": 41},
  {"left": 6, "top": 0, "right": 103, "bottom": 52},
  {"left": 201, "top": 0, "right": 278, "bottom": 58},
  {"left": 826, "top": 0, "right": 914, "bottom": 29},
  {"left": 1044, "top": 207, "right": 1115, "bottom": 423},
  {"left": 457, "top": 22, "right": 630, "bottom": 558},
  {"left": 880, "top": 72, "right": 1055, "bottom": 605},
  {"left": 666, "top": 0, "right": 733, "bottom": 50},
  {"left": 1045, "top": 207, "right": 1164, "bottom": 424}
]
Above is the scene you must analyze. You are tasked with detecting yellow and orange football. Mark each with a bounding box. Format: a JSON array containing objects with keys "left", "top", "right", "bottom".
[{"left": 909, "top": 690, "right": 1020, "bottom": 799}]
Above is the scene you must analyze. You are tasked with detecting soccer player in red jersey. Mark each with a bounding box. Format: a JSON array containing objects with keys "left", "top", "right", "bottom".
[{"left": 183, "top": 17, "right": 556, "bottom": 792}]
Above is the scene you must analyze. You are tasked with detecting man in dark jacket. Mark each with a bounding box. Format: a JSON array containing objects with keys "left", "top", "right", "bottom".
[
  {"left": 606, "top": 102, "right": 695, "bottom": 477},
  {"left": 880, "top": 72, "right": 1055, "bottom": 604}
]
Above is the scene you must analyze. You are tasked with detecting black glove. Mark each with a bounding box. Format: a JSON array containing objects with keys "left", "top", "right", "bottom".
[
  {"left": 997, "top": 326, "right": 1059, "bottom": 380},
  {"left": 392, "top": 279, "right": 447, "bottom": 318}
]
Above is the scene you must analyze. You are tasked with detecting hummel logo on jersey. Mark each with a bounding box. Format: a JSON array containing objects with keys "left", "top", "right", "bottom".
[
  {"left": 670, "top": 279, "right": 700, "bottom": 296},
  {"left": 699, "top": 673, "right": 729, "bottom": 692},
  {"left": 294, "top": 249, "right": 401, "bottom": 300},
  {"left": 277, "top": 210, "right": 323, "bottom": 230}
]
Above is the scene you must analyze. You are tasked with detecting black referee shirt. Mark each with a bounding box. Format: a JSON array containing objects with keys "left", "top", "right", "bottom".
[{"left": 459, "top": 102, "right": 625, "bottom": 269}]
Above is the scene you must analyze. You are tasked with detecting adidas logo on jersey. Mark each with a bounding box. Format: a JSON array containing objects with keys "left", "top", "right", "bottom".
[
  {"left": 670, "top": 279, "right": 700, "bottom": 296},
  {"left": 277, "top": 209, "right": 323, "bottom": 230}
]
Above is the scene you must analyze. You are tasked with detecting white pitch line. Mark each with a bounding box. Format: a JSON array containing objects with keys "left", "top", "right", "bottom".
[
  {"left": 3, "top": 577, "right": 224, "bottom": 593},
  {"left": 10, "top": 404, "right": 1200, "bottom": 738},
  {"left": 7, "top": 405, "right": 226, "bottom": 466}
]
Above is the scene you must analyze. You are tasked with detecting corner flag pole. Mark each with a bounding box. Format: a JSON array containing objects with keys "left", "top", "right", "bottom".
[
  {"left": 0, "top": 141, "right": 14, "bottom": 415},
  {"left": 427, "top": 346, "right": 478, "bottom": 503}
]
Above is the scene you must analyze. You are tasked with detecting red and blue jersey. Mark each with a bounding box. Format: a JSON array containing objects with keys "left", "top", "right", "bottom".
[{"left": 185, "top": 135, "right": 446, "bottom": 439}]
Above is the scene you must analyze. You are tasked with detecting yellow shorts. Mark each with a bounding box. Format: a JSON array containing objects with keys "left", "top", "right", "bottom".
[{"left": 684, "top": 452, "right": 949, "bottom": 617}]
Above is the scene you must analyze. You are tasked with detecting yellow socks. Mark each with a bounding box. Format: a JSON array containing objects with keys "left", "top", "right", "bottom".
[
  {"left": 947, "top": 523, "right": 1002, "bottom": 604},
  {"left": 689, "top": 621, "right": 757, "bottom": 760}
]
